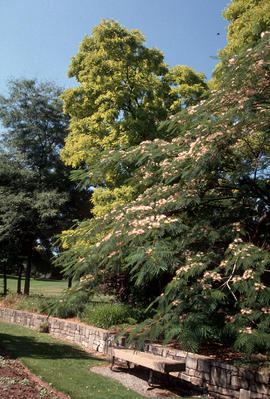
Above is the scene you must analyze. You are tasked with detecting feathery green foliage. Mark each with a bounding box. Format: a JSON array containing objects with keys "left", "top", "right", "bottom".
[{"left": 59, "top": 32, "right": 270, "bottom": 354}]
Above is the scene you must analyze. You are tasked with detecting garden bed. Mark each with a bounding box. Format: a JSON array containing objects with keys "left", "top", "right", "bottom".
[{"left": 0, "top": 347, "right": 69, "bottom": 399}]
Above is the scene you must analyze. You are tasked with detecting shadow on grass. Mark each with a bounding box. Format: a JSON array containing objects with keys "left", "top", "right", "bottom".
[{"left": 0, "top": 331, "right": 104, "bottom": 363}]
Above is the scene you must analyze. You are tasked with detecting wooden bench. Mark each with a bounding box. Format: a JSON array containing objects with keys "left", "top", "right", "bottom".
[{"left": 108, "top": 348, "right": 186, "bottom": 385}]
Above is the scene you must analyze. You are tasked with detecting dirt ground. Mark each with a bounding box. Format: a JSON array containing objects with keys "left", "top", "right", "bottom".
[{"left": 0, "top": 347, "right": 70, "bottom": 399}]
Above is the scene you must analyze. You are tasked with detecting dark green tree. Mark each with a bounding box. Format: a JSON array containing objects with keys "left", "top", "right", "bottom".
[
  {"left": 0, "top": 153, "right": 67, "bottom": 294},
  {"left": 0, "top": 79, "right": 91, "bottom": 294}
]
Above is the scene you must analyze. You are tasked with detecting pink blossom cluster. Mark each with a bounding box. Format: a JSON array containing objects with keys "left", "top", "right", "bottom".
[
  {"left": 240, "top": 308, "right": 252, "bottom": 315},
  {"left": 108, "top": 251, "right": 117, "bottom": 258},
  {"left": 239, "top": 327, "right": 253, "bottom": 334},
  {"left": 203, "top": 271, "right": 222, "bottom": 282},
  {"left": 242, "top": 269, "right": 255, "bottom": 280},
  {"left": 261, "top": 307, "right": 270, "bottom": 314},
  {"left": 79, "top": 274, "right": 94, "bottom": 283},
  {"left": 225, "top": 315, "right": 235, "bottom": 323},
  {"left": 127, "top": 228, "right": 145, "bottom": 236},
  {"left": 254, "top": 282, "right": 266, "bottom": 291}
]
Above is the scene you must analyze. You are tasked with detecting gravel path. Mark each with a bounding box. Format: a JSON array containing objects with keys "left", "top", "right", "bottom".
[
  {"left": 91, "top": 364, "right": 178, "bottom": 397},
  {"left": 91, "top": 363, "right": 204, "bottom": 398}
]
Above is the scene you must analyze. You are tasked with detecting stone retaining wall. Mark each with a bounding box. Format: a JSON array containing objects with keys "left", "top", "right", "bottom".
[
  {"left": 145, "top": 344, "right": 269, "bottom": 399},
  {"left": 0, "top": 306, "right": 269, "bottom": 399},
  {"left": 0, "top": 306, "right": 114, "bottom": 354}
]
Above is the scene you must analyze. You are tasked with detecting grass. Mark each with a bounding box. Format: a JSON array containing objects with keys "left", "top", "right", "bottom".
[
  {"left": 0, "top": 321, "right": 198, "bottom": 399},
  {"left": 0, "top": 275, "right": 68, "bottom": 296},
  {"left": 0, "top": 321, "right": 145, "bottom": 399}
]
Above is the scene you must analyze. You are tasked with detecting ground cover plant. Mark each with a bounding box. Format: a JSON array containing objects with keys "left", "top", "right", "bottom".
[
  {"left": 0, "top": 321, "right": 199, "bottom": 399},
  {"left": 0, "top": 275, "right": 143, "bottom": 327},
  {"left": 0, "top": 293, "right": 52, "bottom": 315},
  {"left": 0, "top": 347, "right": 63, "bottom": 399},
  {"left": 0, "top": 291, "right": 141, "bottom": 329}
]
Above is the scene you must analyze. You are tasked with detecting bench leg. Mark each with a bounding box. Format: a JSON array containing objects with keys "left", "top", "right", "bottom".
[
  {"left": 165, "top": 372, "right": 170, "bottom": 386},
  {"left": 127, "top": 361, "right": 130, "bottom": 370},
  {"left": 148, "top": 369, "right": 153, "bottom": 386},
  {"left": 110, "top": 356, "right": 115, "bottom": 371}
]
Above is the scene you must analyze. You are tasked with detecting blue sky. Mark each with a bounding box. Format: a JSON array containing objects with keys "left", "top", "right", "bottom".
[{"left": 0, "top": 0, "right": 230, "bottom": 95}]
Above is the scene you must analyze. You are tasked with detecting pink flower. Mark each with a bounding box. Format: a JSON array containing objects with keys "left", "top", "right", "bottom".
[{"left": 108, "top": 251, "right": 117, "bottom": 258}]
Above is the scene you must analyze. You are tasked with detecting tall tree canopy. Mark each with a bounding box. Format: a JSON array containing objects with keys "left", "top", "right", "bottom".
[
  {"left": 0, "top": 80, "right": 67, "bottom": 175},
  {"left": 60, "top": 19, "right": 171, "bottom": 170},
  {"left": 219, "top": 0, "right": 270, "bottom": 58},
  {"left": 60, "top": 20, "right": 208, "bottom": 214}
]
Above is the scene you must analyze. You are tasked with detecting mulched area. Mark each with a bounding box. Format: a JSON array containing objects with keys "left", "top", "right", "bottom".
[{"left": 0, "top": 347, "right": 70, "bottom": 399}]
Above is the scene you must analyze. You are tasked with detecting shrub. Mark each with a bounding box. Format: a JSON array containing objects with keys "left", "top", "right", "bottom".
[
  {"left": 14, "top": 294, "right": 50, "bottom": 314},
  {"left": 45, "top": 290, "right": 90, "bottom": 319},
  {"left": 81, "top": 303, "right": 137, "bottom": 329}
]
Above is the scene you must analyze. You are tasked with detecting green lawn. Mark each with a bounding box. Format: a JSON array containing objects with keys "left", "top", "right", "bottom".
[
  {"left": 0, "top": 321, "right": 146, "bottom": 399},
  {"left": 0, "top": 275, "right": 67, "bottom": 296},
  {"left": 0, "top": 321, "right": 198, "bottom": 399}
]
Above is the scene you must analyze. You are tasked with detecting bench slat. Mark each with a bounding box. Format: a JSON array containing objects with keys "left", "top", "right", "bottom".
[{"left": 109, "top": 348, "right": 185, "bottom": 373}]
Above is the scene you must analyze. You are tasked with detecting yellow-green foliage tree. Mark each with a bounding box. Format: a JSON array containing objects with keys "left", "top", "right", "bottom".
[
  {"left": 61, "top": 19, "right": 171, "bottom": 168},
  {"left": 220, "top": 0, "right": 270, "bottom": 58},
  {"left": 165, "top": 65, "right": 208, "bottom": 113},
  {"left": 211, "top": 0, "right": 270, "bottom": 87},
  {"left": 60, "top": 19, "right": 208, "bottom": 216}
]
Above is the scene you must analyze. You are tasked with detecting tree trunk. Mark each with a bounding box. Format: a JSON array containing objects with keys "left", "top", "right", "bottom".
[
  {"left": 17, "top": 263, "right": 23, "bottom": 294},
  {"left": 68, "top": 277, "right": 72, "bottom": 288},
  {"left": 24, "top": 246, "right": 32, "bottom": 295},
  {"left": 3, "top": 262, "right": 7, "bottom": 296}
]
